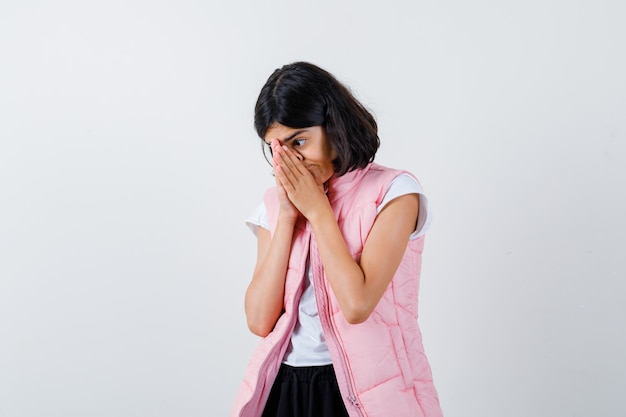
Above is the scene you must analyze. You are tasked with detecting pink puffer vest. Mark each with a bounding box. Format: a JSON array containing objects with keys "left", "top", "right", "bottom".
[{"left": 231, "top": 163, "right": 443, "bottom": 417}]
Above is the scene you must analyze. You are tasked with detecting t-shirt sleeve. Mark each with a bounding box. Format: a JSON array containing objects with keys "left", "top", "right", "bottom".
[
  {"left": 245, "top": 202, "right": 270, "bottom": 237},
  {"left": 377, "top": 173, "right": 433, "bottom": 240}
]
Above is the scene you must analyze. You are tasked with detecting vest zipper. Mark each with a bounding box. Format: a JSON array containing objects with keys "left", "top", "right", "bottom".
[{"left": 310, "top": 237, "right": 365, "bottom": 417}]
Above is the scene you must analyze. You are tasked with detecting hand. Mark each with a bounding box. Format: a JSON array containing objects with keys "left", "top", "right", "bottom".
[
  {"left": 272, "top": 141, "right": 329, "bottom": 221},
  {"left": 271, "top": 140, "right": 300, "bottom": 221}
]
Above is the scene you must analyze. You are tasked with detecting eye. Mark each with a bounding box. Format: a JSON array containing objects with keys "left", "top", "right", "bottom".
[{"left": 293, "top": 139, "right": 306, "bottom": 147}]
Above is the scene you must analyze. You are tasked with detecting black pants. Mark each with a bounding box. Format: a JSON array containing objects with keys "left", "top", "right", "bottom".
[{"left": 261, "top": 364, "right": 350, "bottom": 417}]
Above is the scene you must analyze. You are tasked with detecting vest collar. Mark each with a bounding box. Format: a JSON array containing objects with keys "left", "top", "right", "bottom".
[{"left": 326, "top": 163, "right": 375, "bottom": 204}]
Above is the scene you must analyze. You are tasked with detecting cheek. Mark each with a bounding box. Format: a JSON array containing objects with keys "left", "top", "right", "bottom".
[
  {"left": 320, "top": 162, "right": 335, "bottom": 181},
  {"left": 323, "top": 153, "right": 335, "bottom": 169}
]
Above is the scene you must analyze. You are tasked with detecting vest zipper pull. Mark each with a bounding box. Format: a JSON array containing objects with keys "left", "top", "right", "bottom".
[{"left": 347, "top": 395, "right": 360, "bottom": 407}]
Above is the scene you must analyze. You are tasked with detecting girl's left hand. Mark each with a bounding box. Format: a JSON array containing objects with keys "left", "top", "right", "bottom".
[{"left": 272, "top": 141, "right": 330, "bottom": 220}]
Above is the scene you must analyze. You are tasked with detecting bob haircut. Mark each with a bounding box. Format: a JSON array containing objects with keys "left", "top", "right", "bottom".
[{"left": 254, "top": 62, "right": 380, "bottom": 176}]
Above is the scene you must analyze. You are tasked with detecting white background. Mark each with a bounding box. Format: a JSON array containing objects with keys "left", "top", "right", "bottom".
[{"left": 1, "top": 1, "right": 625, "bottom": 416}]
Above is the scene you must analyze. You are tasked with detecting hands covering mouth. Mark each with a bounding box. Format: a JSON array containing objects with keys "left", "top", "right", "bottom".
[{"left": 270, "top": 139, "right": 330, "bottom": 220}]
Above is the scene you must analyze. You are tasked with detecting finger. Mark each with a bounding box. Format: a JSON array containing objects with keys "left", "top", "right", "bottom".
[
  {"left": 271, "top": 139, "right": 284, "bottom": 160},
  {"left": 273, "top": 160, "right": 294, "bottom": 190},
  {"left": 276, "top": 157, "right": 302, "bottom": 191},
  {"left": 278, "top": 146, "right": 307, "bottom": 177},
  {"left": 270, "top": 139, "right": 282, "bottom": 168},
  {"left": 273, "top": 150, "right": 298, "bottom": 182}
]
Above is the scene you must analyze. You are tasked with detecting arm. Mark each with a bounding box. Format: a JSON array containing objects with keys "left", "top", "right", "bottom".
[
  {"left": 244, "top": 142, "right": 301, "bottom": 337},
  {"left": 273, "top": 144, "right": 419, "bottom": 324},
  {"left": 244, "top": 216, "right": 296, "bottom": 337},
  {"left": 309, "top": 194, "right": 418, "bottom": 324}
]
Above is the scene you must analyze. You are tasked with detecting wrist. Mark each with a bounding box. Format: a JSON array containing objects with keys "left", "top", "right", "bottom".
[
  {"left": 277, "top": 211, "right": 298, "bottom": 225},
  {"left": 306, "top": 202, "right": 334, "bottom": 226}
]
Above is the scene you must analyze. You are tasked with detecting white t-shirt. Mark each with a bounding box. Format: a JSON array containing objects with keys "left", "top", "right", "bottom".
[{"left": 246, "top": 173, "right": 432, "bottom": 366}]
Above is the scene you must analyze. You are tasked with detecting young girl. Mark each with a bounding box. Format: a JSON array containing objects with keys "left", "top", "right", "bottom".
[{"left": 231, "top": 62, "right": 443, "bottom": 417}]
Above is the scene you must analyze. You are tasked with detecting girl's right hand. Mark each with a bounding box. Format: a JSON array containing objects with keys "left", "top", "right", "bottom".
[{"left": 272, "top": 139, "right": 299, "bottom": 220}]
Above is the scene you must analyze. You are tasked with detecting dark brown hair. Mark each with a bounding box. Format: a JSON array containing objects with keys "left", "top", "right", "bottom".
[{"left": 254, "top": 62, "right": 380, "bottom": 176}]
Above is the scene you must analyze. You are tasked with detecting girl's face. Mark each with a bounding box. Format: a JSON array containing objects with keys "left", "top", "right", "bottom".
[{"left": 264, "top": 124, "right": 337, "bottom": 186}]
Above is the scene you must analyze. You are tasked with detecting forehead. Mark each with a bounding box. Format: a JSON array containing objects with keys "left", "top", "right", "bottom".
[
  {"left": 264, "top": 123, "right": 299, "bottom": 142},
  {"left": 264, "top": 123, "right": 317, "bottom": 144}
]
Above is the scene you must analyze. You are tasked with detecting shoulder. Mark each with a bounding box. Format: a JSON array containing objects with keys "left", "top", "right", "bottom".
[
  {"left": 364, "top": 162, "right": 404, "bottom": 180},
  {"left": 364, "top": 163, "right": 420, "bottom": 187},
  {"left": 377, "top": 172, "right": 432, "bottom": 239},
  {"left": 360, "top": 163, "right": 422, "bottom": 202}
]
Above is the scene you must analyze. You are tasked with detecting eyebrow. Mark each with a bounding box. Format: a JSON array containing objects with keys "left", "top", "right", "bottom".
[{"left": 265, "top": 129, "right": 308, "bottom": 145}]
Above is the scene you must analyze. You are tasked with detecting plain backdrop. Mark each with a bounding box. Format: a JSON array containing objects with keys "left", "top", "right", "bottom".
[{"left": 1, "top": 1, "right": 625, "bottom": 416}]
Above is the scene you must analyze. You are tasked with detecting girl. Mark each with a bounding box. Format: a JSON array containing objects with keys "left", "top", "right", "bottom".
[{"left": 231, "top": 62, "right": 443, "bottom": 417}]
